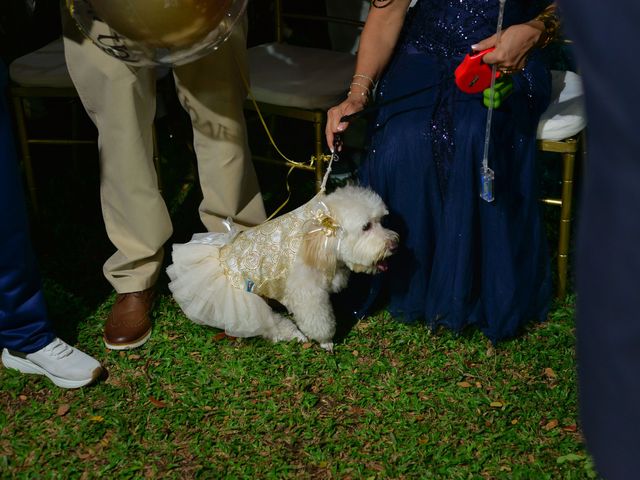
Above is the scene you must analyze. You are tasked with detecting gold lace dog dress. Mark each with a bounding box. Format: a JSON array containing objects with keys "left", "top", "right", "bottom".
[{"left": 167, "top": 193, "right": 331, "bottom": 337}]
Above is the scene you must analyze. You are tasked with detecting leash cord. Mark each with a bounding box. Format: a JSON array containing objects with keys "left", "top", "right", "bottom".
[{"left": 339, "top": 74, "right": 455, "bottom": 124}]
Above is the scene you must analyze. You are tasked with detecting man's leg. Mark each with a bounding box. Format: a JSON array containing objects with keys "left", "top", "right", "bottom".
[
  {"left": 173, "top": 15, "right": 266, "bottom": 232},
  {"left": 62, "top": 11, "right": 171, "bottom": 349},
  {"left": 0, "top": 62, "right": 53, "bottom": 354},
  {"left": 0, "top": 60, "right": 102, "bottom": 388},
  {"left": 559, "top": 1, "right": 640, "bottom": 477}
]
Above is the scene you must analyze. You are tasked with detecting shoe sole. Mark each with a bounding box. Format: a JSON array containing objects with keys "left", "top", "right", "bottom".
[
  {"left": 1, "top": 349, "right": 102, "bottom": 389},
  {"left": 103, "top": 328, "right": 152, "bottom": 351}
]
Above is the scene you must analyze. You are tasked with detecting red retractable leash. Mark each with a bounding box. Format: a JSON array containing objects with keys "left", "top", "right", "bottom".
[{"left": 454, "top": 47, "right": 502, "bottom": 94}]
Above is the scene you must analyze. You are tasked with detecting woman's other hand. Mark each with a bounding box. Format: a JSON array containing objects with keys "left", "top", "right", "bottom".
[{"left": 473, "top": 21, "right": 544, "bottom": 72}]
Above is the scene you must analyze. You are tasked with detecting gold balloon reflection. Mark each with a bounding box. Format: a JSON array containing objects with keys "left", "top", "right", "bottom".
[{"left": 89, "top": 0, "right": 234, "bottom": 49}]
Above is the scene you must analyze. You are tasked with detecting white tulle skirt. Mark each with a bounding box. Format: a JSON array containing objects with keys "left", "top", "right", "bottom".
[{"left": 166, "top": 232, "right": 274, "bottom": 338}]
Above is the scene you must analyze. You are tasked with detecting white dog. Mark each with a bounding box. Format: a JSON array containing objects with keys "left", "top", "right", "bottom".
[{"left": 166, "top": 185, "right": 398, "bottom": 351}]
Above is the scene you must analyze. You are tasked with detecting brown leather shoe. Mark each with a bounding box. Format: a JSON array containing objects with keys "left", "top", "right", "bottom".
[{"left": 104, "top": 289, "right": 154, "bottom": 350}]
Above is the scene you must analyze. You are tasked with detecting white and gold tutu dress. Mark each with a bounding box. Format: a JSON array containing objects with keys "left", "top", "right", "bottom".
[{"left": 166, "top": 194, "right": 330, "bottom": 337}]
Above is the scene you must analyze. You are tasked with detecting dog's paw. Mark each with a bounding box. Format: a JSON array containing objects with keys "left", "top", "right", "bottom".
[
  {"left": 270, "top": 318, "right": 308, "bottom": 343},
  {"left": 320, "top": 342, "right": 334, "bottom": 353}
]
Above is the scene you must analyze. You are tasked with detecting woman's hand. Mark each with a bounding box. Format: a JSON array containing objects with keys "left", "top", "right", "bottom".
[
  {"left": 325, "top": 94, "right": 368, "bottom": 152},
  {"left": 472, "top": 21, "right": 544, "bottom": 73},
  {"left": 324, "top": 0, "right": 410, "bottom": 151}
]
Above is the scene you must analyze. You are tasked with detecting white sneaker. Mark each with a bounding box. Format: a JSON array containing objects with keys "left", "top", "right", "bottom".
[{"left": 2, "top": 338, "right": 103, "bottom": 389}]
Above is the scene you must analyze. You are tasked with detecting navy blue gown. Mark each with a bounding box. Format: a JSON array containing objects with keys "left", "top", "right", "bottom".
[{"left": 357, "top": 0, "right": 552, "bottom": 343}]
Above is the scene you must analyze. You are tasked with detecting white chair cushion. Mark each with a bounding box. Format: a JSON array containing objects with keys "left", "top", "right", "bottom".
[
  {"left": 9, "top": 38, "right": 73, "bottom": 89},
  {"left": 248, "top": 43, "right": 356, "bottom": 110},
  {"left": 537, "top": 70, "right": 587, "bottom": 141},
  {"left": 9, "top": 37, "right": 170, "bottom": 90}
]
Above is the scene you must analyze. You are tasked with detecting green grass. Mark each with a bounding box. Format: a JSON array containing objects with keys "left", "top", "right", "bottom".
[
  {"left": 0, "top": 91, "right": 592, "bottom": 478},
  {"left": 1, "top": 289, "right": 594, "bottom": 478}
]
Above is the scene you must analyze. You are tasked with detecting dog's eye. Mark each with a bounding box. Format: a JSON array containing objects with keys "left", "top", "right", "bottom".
[{"left": 362, "top": 222, "right": 372, "bottom": 232}]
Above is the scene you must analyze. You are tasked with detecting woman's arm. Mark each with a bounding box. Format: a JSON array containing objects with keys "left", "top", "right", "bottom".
[
  {"left": 474, "top": 3, "right": 559, "bottom": 72},
  {"left": 325, "top": 0, "right": 411, "bottom": 150}
]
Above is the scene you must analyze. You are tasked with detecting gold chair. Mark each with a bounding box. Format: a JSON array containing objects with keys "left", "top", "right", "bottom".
[
  {"left": 9, "top": 38, "right": 92, "bottom": 219},
  {"left": 537, "top": 69, "right": 587, "bottom": 298},
  {"left": 8, "top": 37, "right": 162, "bottom": 219},
  {"left": 246, "top": 0, "right": 364, "bottom": 190}
]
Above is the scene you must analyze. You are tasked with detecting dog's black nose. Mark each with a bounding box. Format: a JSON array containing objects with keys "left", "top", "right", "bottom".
[{"left": 387, "top": 238, "right": 399, "bottom": 253}]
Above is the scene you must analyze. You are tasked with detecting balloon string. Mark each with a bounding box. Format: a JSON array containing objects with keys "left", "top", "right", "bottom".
[{"left": 234, "top": 55, "right": 321, "bottom": 221}]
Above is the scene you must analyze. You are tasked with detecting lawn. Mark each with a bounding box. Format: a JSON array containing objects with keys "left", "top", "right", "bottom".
[
  {"left": 0, "top": 82, "right": 593, "bottom": 478},
  {"left": 2, "top": 288, "right": 592, "bottom": 478}
]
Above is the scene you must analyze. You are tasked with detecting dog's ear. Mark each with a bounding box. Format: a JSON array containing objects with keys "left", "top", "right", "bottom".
[{"left": 300, "top": 219, "right": 340, "bottom": 275}]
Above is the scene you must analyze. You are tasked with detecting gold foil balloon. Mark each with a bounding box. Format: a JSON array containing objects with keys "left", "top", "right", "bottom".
[{"left": 67, "top": 0, "right": 246, "bottom": 66}]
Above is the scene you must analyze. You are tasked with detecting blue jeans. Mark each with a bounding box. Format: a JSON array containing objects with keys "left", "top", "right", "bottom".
[{"left": 0, "top": 60, "right": 54, "bottom": 353}]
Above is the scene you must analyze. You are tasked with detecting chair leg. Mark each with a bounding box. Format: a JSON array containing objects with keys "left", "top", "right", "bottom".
[
  {"left": 313, "top": 115, "right": 324, "bottom": 191},
  {"left": 557, "top": 149, "right": 576, "bottom": 298},
  {"left": 152, "top": 123, "right": 162, "bottom": 192},
  {"left": 71, "top": 99, "right": 81, "bottom": 169},
  {"left": 11, "top": 95, "right": 39, "bottom": 219},
  {"left": 267, "top": 114, "right": 277, "bottom": 161}
]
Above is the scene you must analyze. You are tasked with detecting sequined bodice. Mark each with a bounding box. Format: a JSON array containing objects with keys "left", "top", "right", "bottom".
[{"left": 400, "top": 0, "right": 550, "bottom": 59}]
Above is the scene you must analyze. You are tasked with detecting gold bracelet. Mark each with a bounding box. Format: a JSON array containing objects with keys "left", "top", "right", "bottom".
[
  {"left": 353, "top": 74, "right": 377, "bottom": 88},
  {"left": 535, "top": 5, "right": 560, "bottom": 49},
  {"left": 349, "top": 81, "right": 371, "bottom": 95},
  {"left": 347, "top": 88, "right": 369, "bottom": 103}
]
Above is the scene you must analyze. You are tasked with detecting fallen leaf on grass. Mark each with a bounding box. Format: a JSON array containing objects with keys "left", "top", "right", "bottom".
[
  {"left": 99, "top": 432, "right": 112, "bottom": 447},
  {"left": 56, "top": 404, "right": 71, "bottom": 417},
  {"left": 544, "top": 419, "right": 559, "bottom": 430},
  {"left": 562, "top": 424, "right": 578, "bottom": 432},
  {"left": 457, "top": 381, "right": 472, "bottom": 388},
  {"left": 18, "top": 395, "right": 27, "bottom": 401},
  {"left": 89, "top": 416, "right": 104, "bottom": 422},
  {"left": 367, "top": 462, "right": 384, "bottom": 472},
  {"left": 213, "top": 332, "right": 227, "bottom": 341},
  {"left": 490, "top": 401, "right": 504, "bottom": 408},
  {"left": 347, "top": 406, "right": 366, "bottom": 416},
  {"left": 149, "top": 396, "right": 167, "bottom": 408},
  {"left": 557, "top": 453, "right": 585, "bottom": 464},
  {"left": 544, "top": 367, "right": 557, "bottom": 379}
]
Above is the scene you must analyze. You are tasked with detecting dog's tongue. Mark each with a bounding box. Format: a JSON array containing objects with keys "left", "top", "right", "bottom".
[{"left": 377, "top": 260, "right": 389, "bottom": 272}]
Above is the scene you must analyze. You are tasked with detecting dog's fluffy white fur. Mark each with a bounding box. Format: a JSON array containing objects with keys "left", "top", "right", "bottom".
[{"left": 167, "top": 185, "right": 398, "bottom": 351}]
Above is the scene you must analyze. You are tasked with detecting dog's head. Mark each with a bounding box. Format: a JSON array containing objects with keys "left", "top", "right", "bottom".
[{"left": 300, "top": 185, "right": 398, "bottom": 275}]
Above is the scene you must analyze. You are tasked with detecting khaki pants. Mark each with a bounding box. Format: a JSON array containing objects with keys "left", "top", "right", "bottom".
[{"left": 61, "top": 10, "right": 266, "bottom": 293}]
